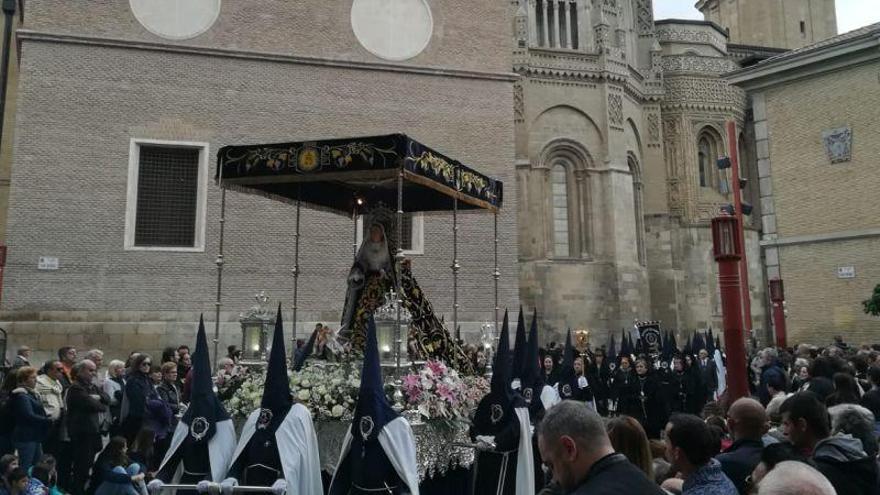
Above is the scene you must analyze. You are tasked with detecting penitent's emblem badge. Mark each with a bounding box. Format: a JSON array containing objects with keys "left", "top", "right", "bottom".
[
  {"left": 359, "top": 416, "right": 375, "bottom": 441},
  {"left": 522, "top": 387, "right": 533, "bottom": 404},
  {"left": 562, "top": 384, "right": 572, "bottom": 397},
  {"left": 490, "top": 404, "right": 504, "bottom": 424},
  {"left": 256, "top": 408, "right": 273, "bottom": 430},
  {"left": 190, "top": 417, "right": 210, "bottom": 441}
]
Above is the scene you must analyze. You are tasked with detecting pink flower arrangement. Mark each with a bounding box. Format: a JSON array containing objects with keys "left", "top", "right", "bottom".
[{"left": 401, "top": 360, "right": 489, "bottom": 421}]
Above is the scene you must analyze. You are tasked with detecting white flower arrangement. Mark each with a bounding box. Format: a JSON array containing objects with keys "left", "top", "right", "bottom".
[
  {"left": 225, "top": 359, "right": 488, "bottom": 424},
  {"left": 225, "top": 360, "right": 361, "bottom": 421}
]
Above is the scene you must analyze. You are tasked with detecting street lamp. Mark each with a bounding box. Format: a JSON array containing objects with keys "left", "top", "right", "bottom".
[
  {"left": 769, "top": 278, "right": 787, "bottom": 348},
  {"left": 711, "top": 213, "right": 749, "bottom": 402}
]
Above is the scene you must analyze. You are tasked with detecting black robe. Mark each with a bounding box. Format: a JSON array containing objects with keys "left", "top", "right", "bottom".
[
  {"left": 227, "top": 427, "right": 284, "bottom": 487},
  {"left": 612, "top": 369, "right": 639, "bottom": 417},
  {"left": 633, "top": 374, "right": 667, "bottom": 439},
  {"left": 667, "top": 370, "right": 700, "bottom": 415},
  {"left": 469, "top": 398, "right": 522, "bottom": 495}
]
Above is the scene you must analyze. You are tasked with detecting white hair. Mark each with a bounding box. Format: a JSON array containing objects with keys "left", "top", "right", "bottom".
[
  {"left": 107, "top": 360, "right": 126, "bottom": 373},
  {"left": 84, "top": 349, "right": 104, "bottom": 361},
  {"left": 758, "top": 461, "right": 836, "bottom": 495}
]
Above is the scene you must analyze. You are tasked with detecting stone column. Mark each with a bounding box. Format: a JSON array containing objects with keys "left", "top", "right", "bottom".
[
  {"left": 529, "top": 0, "right": 538, "bottom": 48},
  {"left": 541, "top": 0, "right": 549, "bottom": 47},
  {"left": 564, "top": 0, "right": 573, "bottom": 49},
  {"left": 575, "top": 170, "right": 590, "bottom": 257},
  {"left": 551, "top": 0, "right": 560, "bottom": 48}
]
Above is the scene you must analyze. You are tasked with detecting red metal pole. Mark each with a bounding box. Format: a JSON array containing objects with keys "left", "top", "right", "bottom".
[
  {"left": 719, "top": 255, "right": 749, "bottom": 402},
  {"left": 726, "top": 121, "right": 752, "bottom": 339},
  {"left": 713, "top": 216, "right": 749, "bottom": 403}
]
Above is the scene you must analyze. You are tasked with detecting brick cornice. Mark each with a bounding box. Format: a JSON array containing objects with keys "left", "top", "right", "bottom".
[{"left": 16, "top": 30, "right": 520, "bottom": 83}]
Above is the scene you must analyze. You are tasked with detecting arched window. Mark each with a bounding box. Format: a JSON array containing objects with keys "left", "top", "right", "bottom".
[
  {"left": 551, "top": 163, "right": 570, "bottom": 257},
  {"left": 697, "top": 129, "right": 721, "bottom": 190},
  {"left": 629, "top": 154, "right": 646, "bottom": 266}
]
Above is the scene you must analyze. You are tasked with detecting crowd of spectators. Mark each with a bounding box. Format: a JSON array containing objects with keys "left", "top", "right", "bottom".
[{"left": 0, "top": 344, "right": 208, "bottom": 495}]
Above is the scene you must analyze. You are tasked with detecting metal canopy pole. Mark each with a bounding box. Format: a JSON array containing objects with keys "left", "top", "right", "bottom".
[
  {"left": 352, "top": 207, "right": 359, "bottom": 261},
  {"left": 213, "top": 189, "right": 227, "bottom": 371},
  {"left": 395, "top": 170, "right": 404, "bottom": 373},
  {"left": 290, "top": 194, "right": 301, "bottom": 360},
  {"left": 453, "top": 169, "right": 460, "bottom": 341},
  {"left": 493, "top": 211, "right": 500, "bottom": 340}
]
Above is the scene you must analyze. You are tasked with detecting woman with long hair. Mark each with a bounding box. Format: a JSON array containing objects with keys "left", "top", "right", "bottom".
[
  {"left": 826, "top": 372, "right": 860, "bottom": 407},
  {"left": 90, "top": 436, "right": 146, "bottom": 495},
  {"left": 606, "top": 415, "right": 654, "bottom": 480},
  {"left": 120, "top": 354, "right": 154, "bottom": 444}
]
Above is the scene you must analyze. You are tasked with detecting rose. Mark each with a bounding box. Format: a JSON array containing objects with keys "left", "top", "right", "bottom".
[
  {"left": 297, "top": 389, "right": 311, "bottom": 401},
  {"left": 331, "top": 405, "right": 345, "bottom": 418}
]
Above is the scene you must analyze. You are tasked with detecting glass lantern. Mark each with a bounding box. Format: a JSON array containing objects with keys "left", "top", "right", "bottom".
[
  {"left": 238, "top": 291, "right": 273, "bottom": 363},
  {"left": 373, "top": 289, "right": 412, "bottom": 369}
]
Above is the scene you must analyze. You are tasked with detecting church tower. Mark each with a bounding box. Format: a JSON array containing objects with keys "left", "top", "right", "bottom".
[{"left": 696, "top": 0, "right": 837, "bottom": 49}]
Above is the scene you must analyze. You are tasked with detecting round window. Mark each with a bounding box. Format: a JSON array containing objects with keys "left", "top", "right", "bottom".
[
  {"left": 350, "top": 0, "right": 434, "bottom": 61},
  {"left": 130, "top": 0, "right": 221, "bottom": 40}
]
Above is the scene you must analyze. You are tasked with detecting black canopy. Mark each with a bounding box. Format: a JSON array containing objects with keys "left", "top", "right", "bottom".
[{"left": 216, "top": 134, "right": 503, "bottom": 214}]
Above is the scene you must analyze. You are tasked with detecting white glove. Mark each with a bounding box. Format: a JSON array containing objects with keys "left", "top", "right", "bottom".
[
  {"left": 220, "top": 478, "right": 238, "bottom": 495},
  {"left": 147, "top": 480, "right": 164, "bottom": 494},
  {"left": 196, "top": 481, "right": 212, "bottom": 494},
  {"left": 271, "top": 479, "right": 287, "bottom": 495}
]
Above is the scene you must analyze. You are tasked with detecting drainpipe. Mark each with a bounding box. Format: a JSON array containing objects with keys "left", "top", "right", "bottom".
[{"left": 0, "top": 0, "right": 16, "bottom": 150}]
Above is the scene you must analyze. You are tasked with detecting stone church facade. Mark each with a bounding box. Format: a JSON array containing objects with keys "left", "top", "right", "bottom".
[
  {"left": 0, "top": 0, "right": 840, "bottom": 357},
  {"left": 510, "top": 0, "right": 836, "bottom": 343}
]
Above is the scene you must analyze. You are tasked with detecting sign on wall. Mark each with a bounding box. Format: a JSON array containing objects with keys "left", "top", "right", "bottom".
[
  {"left": 837, "top": 265, "right": 856, "bottom": 279},
  {"left": 38, "top": 256, "right": 59, "bottom": 270}
]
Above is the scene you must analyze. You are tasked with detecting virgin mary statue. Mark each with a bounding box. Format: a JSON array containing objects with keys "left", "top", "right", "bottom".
[
  {"left": 340, "top": 223, "right": 396, "bottom": 351},
  {"left": 339, "top": 220, "right": 474, "bottom": 372}
]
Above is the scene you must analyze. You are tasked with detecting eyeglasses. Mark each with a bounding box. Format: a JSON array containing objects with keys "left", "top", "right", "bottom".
[{"left": 54, "top": 367, "right": 64, "bottom": 372}]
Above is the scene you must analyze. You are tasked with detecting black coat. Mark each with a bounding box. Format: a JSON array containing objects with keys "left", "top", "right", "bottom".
[
  {"left": 716, "top": 438, "right": 764, "bottom": 494},
  {"left": 66, "top": 381, "right": 110, "bottom": 438},
  {"left": 569, "top": 453, "right": 665, "bottom": 495}
]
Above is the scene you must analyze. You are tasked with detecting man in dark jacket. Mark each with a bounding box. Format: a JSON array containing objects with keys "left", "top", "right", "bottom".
[
  {"left": 537, "top": 400, "right": 664, "bottom": 495},
  {"left": 698, "top": 349, "right": 718, "bottom": 404},
  {"left": 758, "top": 349, "right": 787, "bottom": 406},
  {"left": 66, "top": 359, "right": 110, "bottom": 495},
  {"left": 780, "top": 392, "right": 879, "bottom": 495},
  {"left": 715, "top": 398, "right": 767, "bottom": 494}
]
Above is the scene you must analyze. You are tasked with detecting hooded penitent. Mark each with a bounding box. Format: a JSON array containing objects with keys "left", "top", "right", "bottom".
[
  {"left": 293, "top": 322, "right": 318, "bottom": 372},
  {"left": 470, "top": 310, "right": 535, "bottom": 495},
  {"left": 556, "top": 329, "right": 576, "bottom": 399},
  {"left": 329, "top": 316, "right": 419, "bottom": 495},
  {"left": 157, "top": 315, "right": 236, "bottom": 483},
  {"left": 226, "top": 305, "right": 322, "bottom": 493},
  {"left": 511, "top": 307, "right": 527, "bottom": 389},
  {"left": 520, "top": 310, "right": 559, "bottom": 420}
]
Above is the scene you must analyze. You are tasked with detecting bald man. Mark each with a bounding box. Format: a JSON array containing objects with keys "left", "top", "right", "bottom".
[
  {"left": 757, "top": 461, "right": 836, "bottom": 495},
  {"left": 717, "top": 398, "right": 769, "bottom": 494}
]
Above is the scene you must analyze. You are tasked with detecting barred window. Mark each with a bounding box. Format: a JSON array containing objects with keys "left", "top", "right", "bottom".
[{"left": 125, "top": 140, "right": 207, "bottom": 251}]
